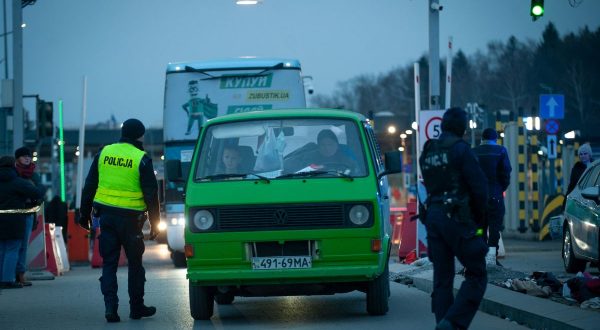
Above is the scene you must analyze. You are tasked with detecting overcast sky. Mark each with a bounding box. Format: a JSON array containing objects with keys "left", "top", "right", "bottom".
[{"left": 3, "top": 0, "right": 599, "bottom": 128}]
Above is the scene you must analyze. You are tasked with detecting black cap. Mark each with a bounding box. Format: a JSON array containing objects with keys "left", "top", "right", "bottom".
[
  {"left": 14, "top": 147, "right": 32, "bottom": 159},
  {"left": 0, "top": 155, "right": 15, "bottom": 167},
  {"left": 121, "top": 119, "right": 145, "bottom": 140},
  {"left": 441, "top": 107, "right": 467, "bottom": 137},
  {"left": 482, "top": 128, "right": 498, "bottom": 140}
]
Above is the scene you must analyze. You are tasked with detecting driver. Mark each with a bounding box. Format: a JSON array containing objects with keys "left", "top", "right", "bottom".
[{"left": 309, "top": 129, "right": 356, "bottom": 172}]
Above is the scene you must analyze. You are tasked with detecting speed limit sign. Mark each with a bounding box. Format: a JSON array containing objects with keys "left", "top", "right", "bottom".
[
  {"left": 425, "top": 117, "right": 443, "bottom": 140},
  {"left": 419, "top": 110, "right": 446, "bottom": 151}
]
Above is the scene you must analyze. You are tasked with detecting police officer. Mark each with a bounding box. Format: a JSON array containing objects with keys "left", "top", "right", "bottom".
[
  {"left": 79, "top": 118, "right": 160, "bottom": 323},
  {"left": 419, "top": 107, "right": 489, "bottom": 330},
  {"left": 472, "top": 128, "right": 512, "bottom": 266}
]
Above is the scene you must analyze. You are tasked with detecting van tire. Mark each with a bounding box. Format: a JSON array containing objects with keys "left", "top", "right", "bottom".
[
  {"left": 190, "top": 283, "right": 214, "bottom": 320},
  {"left": 366, "top": 262, "right": 389, "bottom": 316},
  {"left": 173, "top": 251, "right": 187, "bottom": 268},
  {"left": 214, "top": 293, "right": 235, "bottom": 305}
]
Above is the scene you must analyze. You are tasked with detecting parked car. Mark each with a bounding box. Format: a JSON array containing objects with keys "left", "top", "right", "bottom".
[{"left": 562, "top": 159, "right": 600, "bottom": 273}]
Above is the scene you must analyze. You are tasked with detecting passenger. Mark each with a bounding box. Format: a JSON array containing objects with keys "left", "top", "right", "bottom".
[
  {"left": 472, "top": 128, "right": 512, "bottom": 267},
  {"left": 309, "top": 129, "right": 356, "bottom": 172},
  {"left": 419, "top": 107, "right": 488, "bottom": 330},
  {"left": 13, "top": 147, "right": 44, "bottom": 287},
  {"left": 79, "top": 118, "right": 160, "bottom": 323},
  {"left": 0, "top": 156, "right": 44, "bottom": 289},
  {"left": 222, "top": 146, "right": 242, "bottom": 174}
]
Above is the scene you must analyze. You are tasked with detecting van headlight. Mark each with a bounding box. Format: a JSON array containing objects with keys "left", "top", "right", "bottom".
[
  {"left": 191, "top": 210, "right": 215, "bottom": 231},
  {"left": 348, "top": 204, "right": 370, "bottom": 226}
]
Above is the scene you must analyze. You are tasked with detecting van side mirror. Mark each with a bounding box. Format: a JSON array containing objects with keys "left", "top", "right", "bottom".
[
  {"left": 377, "top": 151, "right": 402, "bottom": 181},
  {"left": 581, "top": 186, "right": 600, "bottom": 203},
  {"left": 166, "top": 159, "right": 184, "bottom": 182}
]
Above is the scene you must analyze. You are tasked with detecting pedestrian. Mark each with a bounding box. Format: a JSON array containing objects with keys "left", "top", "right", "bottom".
[
  {"left": 419, "top": 107, "right": 489, "bottom": 330},
  {"left": 563, "top": 143, "right": 594, "bottom": 208},
  {"left": 0, "top": 155, "right": 44, "bottom": 289},
  {"left": 79, "top": 118, "right": 160, "bottom": 323},
  {"left": 472, "top": 128, "right": 512, "bottom": 266},
  {"left": 14, "top": 146, "right": 45, "bottom": 286},
  {"left": 45, "top": 195, "right": 68, "bottom": 244}
]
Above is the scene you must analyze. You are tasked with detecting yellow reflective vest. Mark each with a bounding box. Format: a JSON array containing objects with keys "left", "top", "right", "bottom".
[{"left": 94, "top": 143, "right": 147, "bottom": 211}]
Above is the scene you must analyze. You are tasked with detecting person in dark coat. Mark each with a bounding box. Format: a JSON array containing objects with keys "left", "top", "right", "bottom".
[
  {"left": 565, "top": 143, "right": 594, "bottom": 197},
  {"left": 13, "top": 146, "right": 44, "bottom": 286},
  {"left": 0, "top": 156, "right": 44, "bottom": 289},
  {"left": 45, "top": 195, "right": 69, "bottom": 244},
  {"left": 472, "top": 128, "right": 512, "bottom": 266},
  {"left": 419, "top": 107, "right": 489, "bottom": 330}
]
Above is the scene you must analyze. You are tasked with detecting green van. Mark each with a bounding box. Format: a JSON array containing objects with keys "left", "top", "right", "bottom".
[{"left": 168, "top": 109, "right": 402, "bottom": 320}]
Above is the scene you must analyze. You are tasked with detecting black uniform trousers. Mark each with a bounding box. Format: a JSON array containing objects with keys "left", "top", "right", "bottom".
[
  {"left": 98, "top": 213, "right": 146, "bottom": 310},
  {"left": 425, "top": 204, "right": 488, "bottom": 329},
  {"left": 484, "top": 196, "right": 505, "bottom": 250}
]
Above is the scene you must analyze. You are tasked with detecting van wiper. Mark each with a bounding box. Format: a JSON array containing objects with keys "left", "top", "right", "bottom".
[
  {"left": 276, "top": 170, "right": 353, "bottom": 181},
  {"left": 200, "top": 173, "right": 270, "bottom": 183}
]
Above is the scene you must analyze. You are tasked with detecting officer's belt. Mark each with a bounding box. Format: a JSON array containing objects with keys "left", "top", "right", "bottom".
[{"left": 0, "top": 205, "right": 42, "bottom": 214}]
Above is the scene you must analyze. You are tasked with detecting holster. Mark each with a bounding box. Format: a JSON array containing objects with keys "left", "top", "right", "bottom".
[{"left": 444, "top": 196, "right": 473, "bottom": 225}]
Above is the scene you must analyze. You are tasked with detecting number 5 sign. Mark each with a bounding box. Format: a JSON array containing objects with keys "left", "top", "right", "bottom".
[{"left": 419, "top": 110, "right": 446, "bottom": 152}]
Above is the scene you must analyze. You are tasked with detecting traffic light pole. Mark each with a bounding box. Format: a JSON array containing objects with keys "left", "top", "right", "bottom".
[
  {"left": 428, "top": 0, "right": 441, "bottom": 110},
  {"left": 11, "top": 0, "right": 23, "bottom": 151}
]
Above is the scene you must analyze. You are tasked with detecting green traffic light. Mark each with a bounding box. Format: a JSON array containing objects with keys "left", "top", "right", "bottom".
[{"left": 531, "top": 5, "right": 544, "bottom": 16}]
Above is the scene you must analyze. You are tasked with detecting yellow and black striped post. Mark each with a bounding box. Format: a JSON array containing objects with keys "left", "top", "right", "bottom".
[
  {"left": 555, "top": 143, "right": 563, "bottom": 194},
  {"left": 517, "top": 117, "right": 528, "bottom": 233},
  {"left": 530, "top": 134, "right": 540, "bottom": 232}
]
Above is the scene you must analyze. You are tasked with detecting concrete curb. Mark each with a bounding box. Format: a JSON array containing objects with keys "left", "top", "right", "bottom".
[{"left": 391, "top": 264, "right": 600, "bottom": 330}]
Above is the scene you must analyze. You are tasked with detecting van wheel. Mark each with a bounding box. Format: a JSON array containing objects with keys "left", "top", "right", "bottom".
[
  {"left": 366, "top": 263, "right": 389, "bottom": 316},
  {"left": 214, "top": 293, "right": 235, "bottom": 305},
  {"left": 173, "top": 251, "right": 187, "bottom": 268},
  {"left": 563, "top": 226, "right": 586, "bottom": 273},
  {"left": 190, "top": 283, "right": 214, "bottom": 320}
]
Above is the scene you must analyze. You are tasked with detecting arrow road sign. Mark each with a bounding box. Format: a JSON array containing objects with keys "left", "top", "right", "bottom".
[
  {"left": 547, "top": 135, "right": 557, "bottom": 159},
  {"left": 540, "top": 94, "right": 564, "bottom": 119}
]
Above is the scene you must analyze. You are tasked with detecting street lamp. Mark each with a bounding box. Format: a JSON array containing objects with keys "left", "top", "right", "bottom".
[{"left": 236, "top": 0, "right": 261, "bottom": 5}]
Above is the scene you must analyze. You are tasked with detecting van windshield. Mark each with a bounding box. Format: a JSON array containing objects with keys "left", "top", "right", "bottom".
[{"left": 194, "top": 118, "right": 368, "bottom": 181}]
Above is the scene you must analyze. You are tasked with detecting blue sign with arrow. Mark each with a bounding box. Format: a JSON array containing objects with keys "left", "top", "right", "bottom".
[{"left": 539, "top": 94, "right": 564, "bottom": 119}]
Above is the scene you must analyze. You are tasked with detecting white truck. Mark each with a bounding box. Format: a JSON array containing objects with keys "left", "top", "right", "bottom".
[{"left": 162, "top": 58, "right": 307, "bottom": 266}]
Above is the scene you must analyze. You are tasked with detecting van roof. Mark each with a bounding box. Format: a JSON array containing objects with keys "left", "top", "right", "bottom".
[
  {"left": 206, "top": 108, "right": 367, "bottom": 124},
  {"left": 166, "top": 58, "right": 302, "bottom": 73}
]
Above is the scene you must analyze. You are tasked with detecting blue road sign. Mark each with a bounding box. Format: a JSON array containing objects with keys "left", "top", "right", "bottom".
[
  {"left": 540, "top": 94, "right": 564, "bottom": 119},
  {"left": 545, "top": 119, "right": 559, "bottom": 135}
]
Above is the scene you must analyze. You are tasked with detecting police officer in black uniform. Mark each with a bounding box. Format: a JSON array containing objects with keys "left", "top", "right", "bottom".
[
  {"left": 419, "top": 107, "right": 489, "bottom": 330},
  {"left": 79, "top": 118, "right": 160, "bottom": 323},
  {"left": 472, "top": 128, "right": 512, "bottom": 266}
]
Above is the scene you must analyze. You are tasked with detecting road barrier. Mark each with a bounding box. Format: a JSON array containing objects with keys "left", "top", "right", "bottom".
[
  {"left": 67, "top": 210, "right": 89, "bottom": 263},
  {"left": 26, "top": 212, "right": 55, "bottom": 280},
  {"left": 44, "top": 223, "right": 63, "bottom": 276},
  {"left": 54, "top": 226, "right": 70, "bottom": 273},
  {"left": 397, "top": 201, "right": 427, "bottom": 260}
]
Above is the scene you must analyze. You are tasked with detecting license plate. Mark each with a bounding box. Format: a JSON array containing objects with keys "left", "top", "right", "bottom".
[{"left": 251, "top": 256, "right": 312, "bottom": 270}]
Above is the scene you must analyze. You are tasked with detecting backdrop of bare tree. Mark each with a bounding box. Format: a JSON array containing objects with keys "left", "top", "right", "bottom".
[{"left": 313, "top": 23, "right": 600, "bottom": 141}]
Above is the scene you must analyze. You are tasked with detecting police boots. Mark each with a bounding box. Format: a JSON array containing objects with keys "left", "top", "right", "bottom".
[
  {"left": 130, "top": 305, "right": 156, "bottom": 320},
  {"left": 105, "top": 306, "right": 120, "bottom": 323}
]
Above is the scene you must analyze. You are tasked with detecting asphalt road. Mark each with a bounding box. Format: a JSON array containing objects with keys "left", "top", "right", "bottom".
[{"left": 0, "top": 241, "right": 529, "bottom": 330}]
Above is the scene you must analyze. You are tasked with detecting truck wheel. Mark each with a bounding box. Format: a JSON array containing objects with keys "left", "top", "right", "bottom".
[
  {"left": 173, "top": 251, "right": 187, "bottom": 268},
  {"left": 189, "top": 283, "right": 214, "bottom": 320},
  {"left": 366, "top": 262, "right": 389, "bottom": 316},
  {"left": 563, "top": 226, "right": 586, "bottom": 273},
  {"left": 214, "top": 293, "right": 235, "bottom": 305}
]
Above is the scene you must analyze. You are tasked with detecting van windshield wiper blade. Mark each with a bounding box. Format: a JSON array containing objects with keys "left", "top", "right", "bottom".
[
  {"left": 276, "top": 170, "right": 353, "bottom": 181},
  {"left": 200, "top": 173, "right": 270, "bottom": 183}
]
